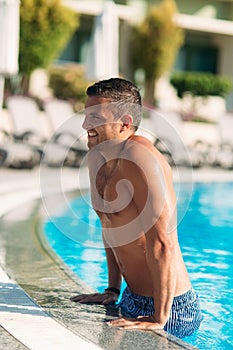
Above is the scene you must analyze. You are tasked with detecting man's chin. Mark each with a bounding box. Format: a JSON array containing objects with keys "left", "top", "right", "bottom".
[
  {"left": 87, "top": 143, "right": 93, "bottom": 150},
  {"left": 87, "top": 140, "right": 97, "bottom": 149}
]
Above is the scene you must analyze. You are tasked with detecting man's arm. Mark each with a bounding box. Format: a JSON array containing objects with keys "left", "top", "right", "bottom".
[
  {"left": 71, "top": 236, "right": 121, "bottom": 304},
  {"left": 144, "top": 205, "right": 176, "bottom": 326},
  {"left": 70, "top": 243, "right": 121, "bottom": 304},
  {"left": 71, "top": 150, "right": 122, "bottom": 304},
  {"left": 105, "top": 245, "right": 122, "bottom": 292}
]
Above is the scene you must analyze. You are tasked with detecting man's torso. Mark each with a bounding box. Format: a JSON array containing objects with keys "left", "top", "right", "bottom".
[{"left": 91, "top": 137, "right": 191, "bottom": 297}]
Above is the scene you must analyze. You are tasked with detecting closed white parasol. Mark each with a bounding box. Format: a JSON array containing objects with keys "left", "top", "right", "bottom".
[
  {"left": 0, "top": 0, "right": 20, "bottom": 109},
  {"left": 86, "top": 0, "right": 119, "bottom": 81}
]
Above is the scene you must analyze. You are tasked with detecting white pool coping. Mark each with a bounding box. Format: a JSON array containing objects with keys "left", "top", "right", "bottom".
[
  {"left": 0, "top": 166, "right": 101, "bottom": 350},
  {"left": 0, "top": 267, "right": 100, "bottom": 350}
]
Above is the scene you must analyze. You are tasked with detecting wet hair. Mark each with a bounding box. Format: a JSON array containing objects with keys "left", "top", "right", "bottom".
[{"left": 86, "top": 78, "right": 142, "bottom": 130}]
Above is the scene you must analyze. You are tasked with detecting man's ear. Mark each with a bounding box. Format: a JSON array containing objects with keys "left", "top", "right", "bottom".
[{"left": 120, "top": 115, "right": 133, "bottom": 131}]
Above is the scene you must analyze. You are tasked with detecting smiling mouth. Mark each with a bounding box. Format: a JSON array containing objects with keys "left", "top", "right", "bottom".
[{"left": 88, "top": 130, "right": 98, "bottom": 137}]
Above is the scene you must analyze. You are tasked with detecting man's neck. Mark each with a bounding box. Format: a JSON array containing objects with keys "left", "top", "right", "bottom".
[{"left": 99, "top": 139, "right": 125, "bottom": 161}]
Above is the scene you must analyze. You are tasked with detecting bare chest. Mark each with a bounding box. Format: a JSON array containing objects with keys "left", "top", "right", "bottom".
[
  {"left": 93, "top": 161, "right": 133, "bottom": 216},
  {"left": 95, "top": 170, "right": 111, "bottom": 201},
  {"left": 95, "top": 161, "right": 118, "bottom": 199}
]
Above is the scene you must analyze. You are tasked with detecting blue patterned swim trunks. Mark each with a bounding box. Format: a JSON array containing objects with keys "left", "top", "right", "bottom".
[{"left": 117, "top": 287, "right": 202, "bottom": 338}]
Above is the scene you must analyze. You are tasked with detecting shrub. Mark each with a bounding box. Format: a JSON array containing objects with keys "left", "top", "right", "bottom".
[
  {"left": 19, "top": 0, "right": 78, "bottom": 93},
  {"left": 48, "top": 64, "right": 91, "bottom": 109},
  {"left": 131, "top": 0, "right": 184, "bottom": 105},
  {"left": 170, "top": 71, "right": 233, "bottom": 98}
]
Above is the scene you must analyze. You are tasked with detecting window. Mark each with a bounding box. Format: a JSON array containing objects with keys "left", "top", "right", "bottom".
[{"left": 175, "top": 43, "right": 219, "bottom": 74}]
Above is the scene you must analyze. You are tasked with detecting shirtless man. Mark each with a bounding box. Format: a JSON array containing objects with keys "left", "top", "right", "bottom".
[{"left": 71, "top": 78, "right": 202, "bottom": 338}]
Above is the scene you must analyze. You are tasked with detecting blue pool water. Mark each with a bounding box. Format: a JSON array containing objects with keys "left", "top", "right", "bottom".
[{"left": 44, "top": 182, "right": 233, "bottom": 349}]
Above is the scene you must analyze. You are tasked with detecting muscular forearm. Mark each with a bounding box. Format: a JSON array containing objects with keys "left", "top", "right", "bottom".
[
  {"left": 71, "top": 246, "right": 121, "bottom": 305},
  {"left": 105, "top": 247, "right": 122, "bottom": 290},
  {"left": 147, "top": 242, "right": 176, "bottom": 326}
]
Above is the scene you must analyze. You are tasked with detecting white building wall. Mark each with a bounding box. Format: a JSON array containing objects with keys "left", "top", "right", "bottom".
[{"left": 214, "top": 35, "right": 233, "bottom": 110}]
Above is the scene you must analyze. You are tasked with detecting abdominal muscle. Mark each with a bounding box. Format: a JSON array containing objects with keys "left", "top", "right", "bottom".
[
  {"left": 101, "top": 206, "right": 191, "bottom": 298},
  {"left": 112, "top": 236, "right": 157, "bottom": 297}
]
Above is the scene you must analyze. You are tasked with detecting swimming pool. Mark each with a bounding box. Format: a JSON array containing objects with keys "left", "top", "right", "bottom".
[{"left": 44, "top": 182, "right": 233, "bottom": 349}]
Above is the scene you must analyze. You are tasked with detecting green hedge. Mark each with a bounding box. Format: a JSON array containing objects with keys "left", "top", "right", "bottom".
[
  {"left": 48, "top": 64, "right": 91, "bottom": 109},
  {"left": 170, "top": 71, "right": 232, "bottom": 98}
]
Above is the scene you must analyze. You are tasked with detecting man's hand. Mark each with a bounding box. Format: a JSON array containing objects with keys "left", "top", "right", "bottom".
[
  {"left": 107, "top": 316, "right": 164, "bottom": 331},
  {"left": 70, "top": 291, "right": 119, "bottom": 305}
]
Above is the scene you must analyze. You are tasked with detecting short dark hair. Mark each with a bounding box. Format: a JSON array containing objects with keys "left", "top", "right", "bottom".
[{"left": 86, "top": 78, "right": 142, "bottom": 129}]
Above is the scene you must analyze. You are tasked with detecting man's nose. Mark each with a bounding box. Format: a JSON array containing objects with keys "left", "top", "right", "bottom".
[{"left": 82, "top": 116, "right": 90, "bottom": 130}]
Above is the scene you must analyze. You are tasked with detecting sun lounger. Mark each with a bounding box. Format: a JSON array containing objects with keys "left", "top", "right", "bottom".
[
  {"left": 216, "top": 113, "right": 233, "bottom": 169},
  {"left": 138, "top": 108, "right": 205, "bottom": 168},
  {"left": 44, "top": 99, "right": 75, "bottom": 132},
  {"left": 6, "top": 95, "right": 47, "bottom": 147},
  {"left": 0, "top": 142, "right": 41, "bottom": 169},
  {"left": 0, "top": 149, "right": 7, "bottom": 166},
  {"left": 44, "top": 99, "right": 88, "bottom": 149},
  {"left": 4, "top": 96, "right": 85, "bottom": 168},
  {"left": 43, "top": 99, "right": 88, "bottom": 167},
  {"left": 0, "top": 95, "right": 50, "bottom": 168},
  {"left": 218, "top": 113, "right": 233, "bottom": 147},
  {"left": 0, "top": 129, "right": 41, "bottom": 169}
]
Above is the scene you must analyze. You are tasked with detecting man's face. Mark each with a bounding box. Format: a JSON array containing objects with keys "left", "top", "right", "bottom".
[{"left": 83, "top": 96, "right": 121, "bottom": 149}]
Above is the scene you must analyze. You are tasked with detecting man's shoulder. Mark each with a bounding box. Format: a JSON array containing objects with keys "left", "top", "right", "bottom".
[
  {"left": 129, "top": 134, "right": 153, "bottom": 146},
  {"left": 121, "top": 135, "right": 172, "bottom": 179},
  {"left": 124, "top": 134, "right": 155, "bottom": 154},
  {"left": 122, "top": 134, "right": 159, "bottom": 162},
  {"left": 119, "top": 136, "right": 156, "bottom": 173}
]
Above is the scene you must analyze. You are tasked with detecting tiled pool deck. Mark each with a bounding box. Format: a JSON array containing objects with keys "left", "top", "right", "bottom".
[{"left": 1, "top": 166, "right": 233, "bottom": 350}]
